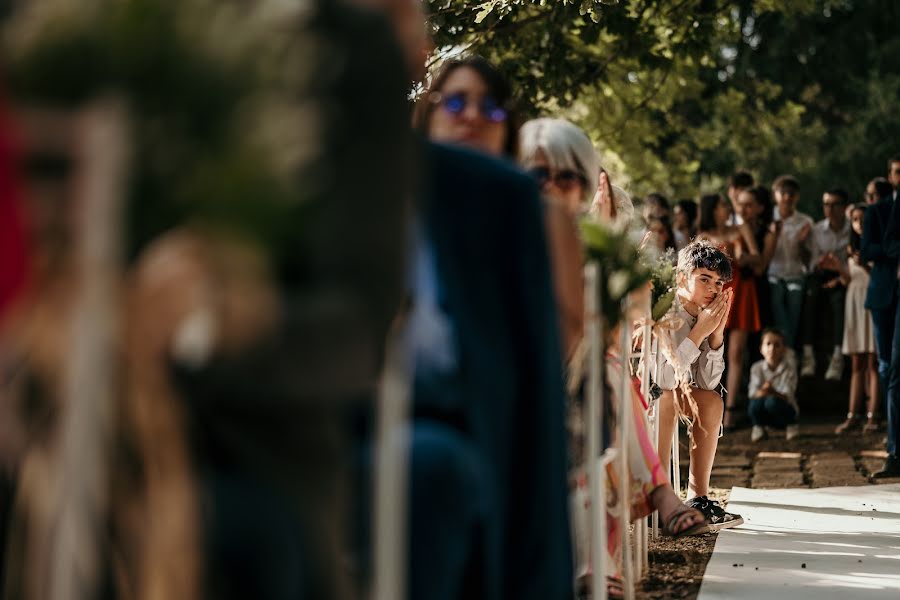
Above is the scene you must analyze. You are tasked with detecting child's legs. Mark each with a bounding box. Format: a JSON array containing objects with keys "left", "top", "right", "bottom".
[
  {"left": 867, "top": 353, "right": 881, "bottom": 415},
  {"left": 849, "top": 354, "right": 865, "bottom": 414},
  {"left": 761, "top": 396, "right": 798, "bottom": 429},
  {"left": 747, "top": 397, "right": 767, "bottom": 426},
  {"left": 687, "top": 389, "right": 723, "bottom": 500},
  {"left": 656, "top": 390, "right": 678, "bottom": 484}
]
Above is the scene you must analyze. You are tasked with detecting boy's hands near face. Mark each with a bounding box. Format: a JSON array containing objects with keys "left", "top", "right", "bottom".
[
  {"left": 689, "top": 289, "right": 731, "bottom": 348},
  {"left": 708, "top": 288, "right": 733, "bottom": 349}
]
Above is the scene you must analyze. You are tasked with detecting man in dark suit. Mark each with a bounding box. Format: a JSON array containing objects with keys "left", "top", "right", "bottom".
[
  {"left": 404, "top": 140, "right": 573, "bottom": 600},
  {"left": 868, "top": 160, "right": 900, "bottom": 477}
]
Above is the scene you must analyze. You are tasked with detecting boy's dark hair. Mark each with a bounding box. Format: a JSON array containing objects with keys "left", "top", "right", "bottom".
[
  {"left": 761, "top": 327, "right": 786, "bottom": 344},
  {"left": 872, "top": 177, "right": 893, "bottom": 200},
  {"left": 887, "top": 155, "right": 900, "bottom": 170},
  {"left": 772, "top": 174, "right": 800, "bottom": 193},
  {"left": 824, "top": 188, "right": 849, "bottom": 204},
  {"left": 728, "top": 170, "right": 754, "bottom": 190},
  {"left": 676, "top": 239, "right": 733, "bottom": 283}
]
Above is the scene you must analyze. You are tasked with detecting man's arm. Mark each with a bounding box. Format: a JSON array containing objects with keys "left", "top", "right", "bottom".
[
  {"left": 862, "top": 202, "right": 888, "bottom": 262},
  {"left": 885, "top": 199, "right": 900, "bottom": 258}
]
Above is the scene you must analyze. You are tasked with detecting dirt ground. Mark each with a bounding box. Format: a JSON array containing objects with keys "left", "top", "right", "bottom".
[{"left": 635, "top": 416, "right": 895, "bottom": 600}]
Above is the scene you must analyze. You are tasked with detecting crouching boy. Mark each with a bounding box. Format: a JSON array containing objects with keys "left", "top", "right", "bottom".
[
  {"left": 652, "top": 239, "right": 743, "bottom": 532},
  {"left": 748, "top": 327, "right": 799, "bottom": 442}
]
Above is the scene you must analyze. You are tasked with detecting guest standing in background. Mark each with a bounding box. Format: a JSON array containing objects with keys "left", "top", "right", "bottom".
[
  {"left": 827, "top": 204, "right": 880, "bottom": 434},
  {"left": 768, "top": 175, "right": 814, "bottom": 353},
  {"left": 673, "top": 199, "right": 698, "bottom": 251},
  {"left": 697, "top": 193, "right": 761, "bottom": 431}
]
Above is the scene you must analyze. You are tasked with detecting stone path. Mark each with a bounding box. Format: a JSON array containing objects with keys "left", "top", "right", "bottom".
[{"left": 639, "top": 420, "right": 900, "bottom": 600}]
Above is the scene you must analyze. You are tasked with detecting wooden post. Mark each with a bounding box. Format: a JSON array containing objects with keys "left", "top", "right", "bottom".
[
  {"left": 650, "top": 335, "right": 660, "bottom": 539},
  {"left": 618, "top": 301, "right": 634, "bottom": 600},
  {"left": 637, "top": 315, "right": 652, "bottom": 573},
  {"left": 373, "top": 324, "right": 412, "bottom": 600},
  {"left": 586, "top": 264, "right": 607, "bottom": 600},
  {"left": 49, "top": 98, "right": 129, "bottom": 600}
]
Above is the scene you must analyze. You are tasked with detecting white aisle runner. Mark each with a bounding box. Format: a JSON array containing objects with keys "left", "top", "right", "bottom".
[{"left": 698, "top": 484, "right": 900, "bottom": 599}]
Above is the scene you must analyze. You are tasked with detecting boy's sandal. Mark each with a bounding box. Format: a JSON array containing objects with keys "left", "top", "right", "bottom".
[
  {"left": 835, "top": 413, "right": 862, "bottom": 435},
  {"left": 662, "top": 504, "right": 710, "bottom": 538}
]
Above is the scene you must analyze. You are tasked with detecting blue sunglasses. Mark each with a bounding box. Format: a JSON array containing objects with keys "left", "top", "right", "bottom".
[{"left": 430, "top": 92, "right": 509, "bottom": 123}]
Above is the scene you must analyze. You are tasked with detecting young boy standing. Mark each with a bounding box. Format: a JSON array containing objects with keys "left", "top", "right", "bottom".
[
  {"left": 768, "top": 175, "right": 814, "bottom": 360},
  {"left": 748, "top": 328, "right": 800, "bottom": 442},
  {"left": 652, "top": 239, "right": 743, "bottom": 532}
]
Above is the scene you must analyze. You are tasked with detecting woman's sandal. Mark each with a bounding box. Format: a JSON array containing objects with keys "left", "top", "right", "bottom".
[
  {"left": 835, "top": 413, "right": 862, "bottom": 435},
  {"left": 662, "top": 504, "right": 710, "bottom": 538},
  {"left": 863, "top": 412, "right": 881, "bottom": 434}
]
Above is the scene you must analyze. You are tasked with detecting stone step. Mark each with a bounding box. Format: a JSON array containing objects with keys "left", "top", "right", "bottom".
[
  {"left": 710, "top": 477, "right": 751, "bottom": 489},
  {"left": 714, "top": 455, "right": 753, "bottom": 468},
  {"left": 753, "top": 462, "right": 802, "bottom": 474},
  {"left": 752, "top": 473, "right": 806, "bottom": 488},
  {"left": 858, "top": 458, "right": 885, "bottom": 476},
  {"left": 711, "top": 467, "right": 750, "bottom": 477}
]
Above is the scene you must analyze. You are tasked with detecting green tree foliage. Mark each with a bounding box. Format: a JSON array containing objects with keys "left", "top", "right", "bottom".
[{"left": 427, "top": 0, "right": 896, "bottom": 211}]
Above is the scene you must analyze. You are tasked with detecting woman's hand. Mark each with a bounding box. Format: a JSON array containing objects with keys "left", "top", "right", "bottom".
[{"left": 590, "top": 170, "right": 617, "bottom": 222}]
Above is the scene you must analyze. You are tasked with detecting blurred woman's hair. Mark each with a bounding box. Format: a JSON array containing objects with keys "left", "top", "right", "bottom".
[
  {"left": 698, "top": 193, "right": 725, "bottom": 233},
  {"left": 744, "top": 185, "right": 774, "bottom": 228},
  {"left": 675, "top": 199, "right": 698, "bottom": 232},
  {"left": 849, "top": 203, "right": 867, "bottom": 252},
  {"left": 648, "top": 216, "right": 677, "bottom": 254},
  {"left": 645, "top": 192, "right": 670, "bottom": 214},
  {"left": 413, "top": 54, "right": 519, "bottom": 156},
  {"left": 518, "top": 118, "right": 599, "bottom": 203}
]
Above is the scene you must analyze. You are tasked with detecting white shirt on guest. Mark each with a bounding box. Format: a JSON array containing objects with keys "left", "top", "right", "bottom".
[
  {"left": 768, "top": 211, "right": 815, "bottom": 279},
  {"left": 749, "top": 357, "right": 799, "bottom": 414},
  {"left": 809, "top": 218, "right": 850, "bottom": 270}
]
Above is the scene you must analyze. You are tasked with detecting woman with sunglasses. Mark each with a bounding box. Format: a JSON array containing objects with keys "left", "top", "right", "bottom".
[{"left": 414, "top": 55, "right": 518, "bottom": 157}]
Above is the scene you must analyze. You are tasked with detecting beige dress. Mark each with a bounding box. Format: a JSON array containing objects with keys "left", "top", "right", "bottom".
[{"left": 842, "top": 256, "right": 876, "bottom": 355}]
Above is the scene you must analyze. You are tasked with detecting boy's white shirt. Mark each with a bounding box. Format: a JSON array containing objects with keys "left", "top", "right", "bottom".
[
  {"left": 769, "top": 210, "right": 815, "bottom": 279},
  {"left": 650, "top": 296, "right": 725, "bottom": 391},
  {"left": 748, "top": 357, "right": 799, "bottom": 414}
]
